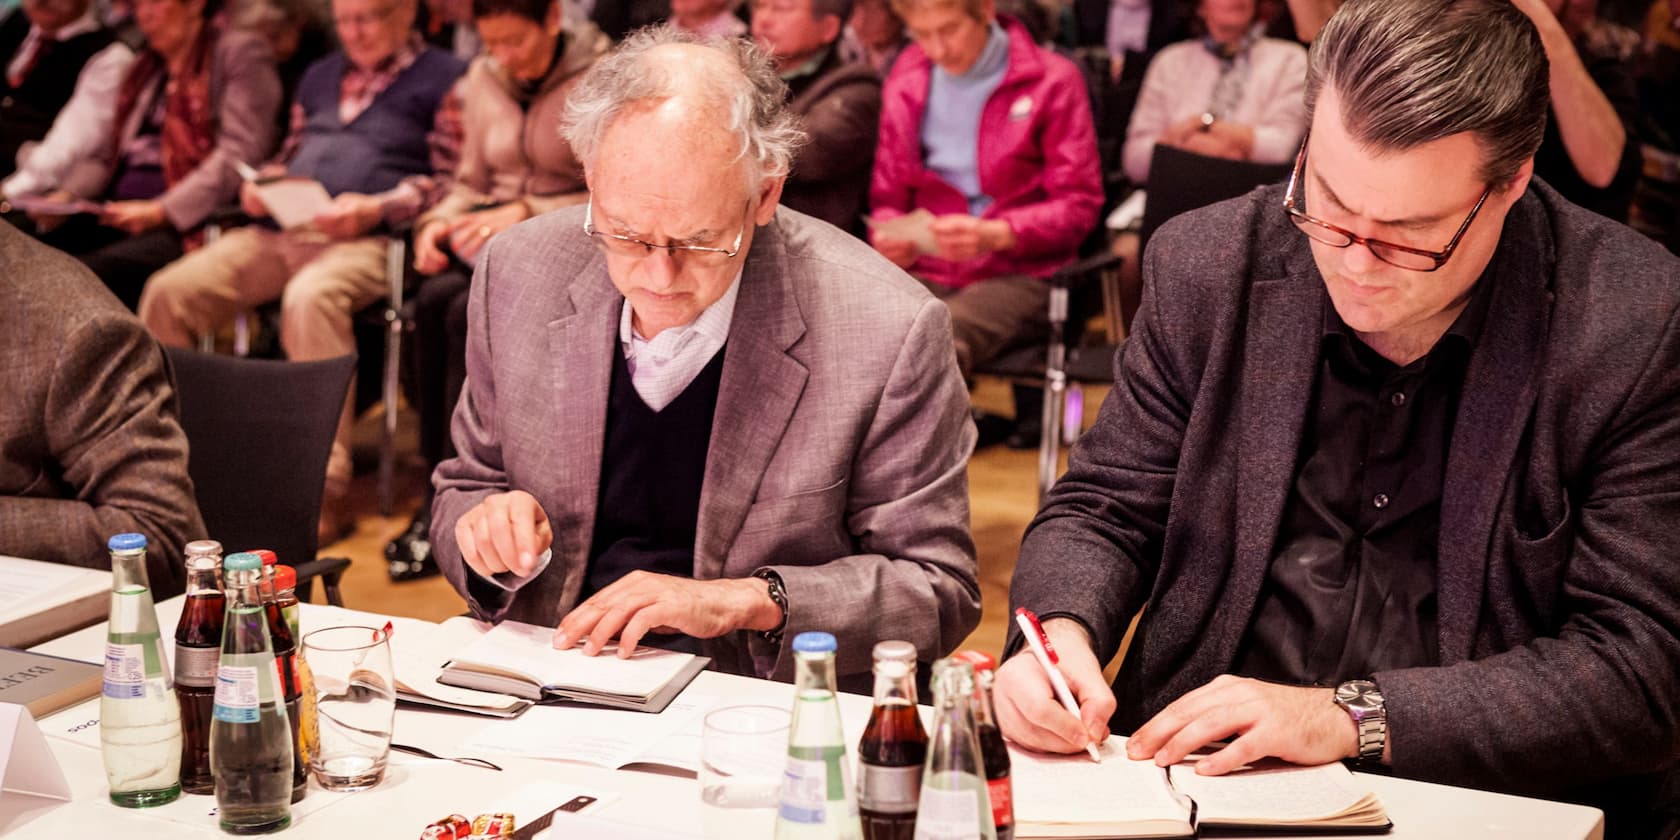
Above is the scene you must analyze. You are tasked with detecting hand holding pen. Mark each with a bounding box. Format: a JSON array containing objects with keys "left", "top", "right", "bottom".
[{"left": 1014, "top": 607, "right": 1105, "bottom": 763}]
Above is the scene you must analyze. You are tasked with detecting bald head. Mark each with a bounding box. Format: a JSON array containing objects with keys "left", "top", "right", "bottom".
[{"left": 560, "top": 25, "right": 806, "bottom": 186}]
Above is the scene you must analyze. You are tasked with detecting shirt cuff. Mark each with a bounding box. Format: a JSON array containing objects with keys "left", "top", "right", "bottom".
[{"left": 473, "top": 547, "right": 553, "bottom": 592}]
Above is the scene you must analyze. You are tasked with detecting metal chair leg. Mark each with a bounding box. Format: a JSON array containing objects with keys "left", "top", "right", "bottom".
[
  {"left": 1036, "top": 285, "right": 1070, "bottom": 505},
  {"left": 378, "top": 238, "right": 405, "bottom": 516}
]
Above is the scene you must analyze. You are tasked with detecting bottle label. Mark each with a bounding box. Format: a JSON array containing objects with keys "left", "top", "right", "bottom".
[
  {"left": 173, "top": 644, "right": 219, "bottom": 688},
  {"left": 988, "top": 777, "right": 1013, "bottom": 828},
  {"left": 916, "top": 786, "right": 986, "bottom": 840},
  {"left": 858, "top": 763, "right": 920, "bottom": 813},
  {"left": 101, "top": 643, "right": 146, "bottom": 699},
  {"left": 778, "top": 757, "right": 829, "bottom": 824},
  {"left": 213, "top": 665, "right": 261, "bottom": 723}
]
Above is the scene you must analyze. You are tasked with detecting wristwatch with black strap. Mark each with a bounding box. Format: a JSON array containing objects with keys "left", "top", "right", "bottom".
[
  {"left": 1334, "top": 679, "right": 1387, "bottom": 765},
  {"left": 752, "top": 569, "right": 788, "bottom": 646}
]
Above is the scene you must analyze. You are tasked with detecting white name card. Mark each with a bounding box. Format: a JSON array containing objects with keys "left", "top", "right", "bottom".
[{"left": 0, "top": 702, "right": 71, "bottom": 802}]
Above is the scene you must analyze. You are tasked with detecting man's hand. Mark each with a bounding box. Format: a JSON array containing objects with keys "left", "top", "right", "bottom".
[
  {"left": 1125, "top": 675, "right": 1357, "bottom": 775},
  {"left": 454, "top": 490, "right": 553, "bottom": 579},
  {"left": 1162, "top": 114, "right": 1207, "bottom": 147},
  {"left": 446, "top": 201, "right": 529, "bottom": 264},
  {"left": 553, "top": 572, "right": 781, "bottom": 658},
  {"left": 993, "top": 617, "right": 1116, "bottom": 754},
  {"left": 872, "top": 232, "right": 920, "bottom": 268},
  {"left": 413, "top": 219, "right": 452, "bottom": 275},
  {"left": 931, "top": 214, "right": 1016, "bottom": 262},
  {"left": 101, "top": 199, "right": 166, "bottom": 234},
  {"left": 312, "top": 192, "right": 383, "bottom": 239}
]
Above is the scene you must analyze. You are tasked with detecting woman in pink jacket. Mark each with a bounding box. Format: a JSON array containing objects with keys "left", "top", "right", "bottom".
[{"left": 869, "top": 0, "right": 1102, "bottom": 382}]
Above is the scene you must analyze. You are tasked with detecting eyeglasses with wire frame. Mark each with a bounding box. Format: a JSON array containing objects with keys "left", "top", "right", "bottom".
[
  {"left": 1282, "top": 136, "right": 1491, "bottom": 273},
  {"left": 582, "top": 194, "right": 747, "bottom": 266}
]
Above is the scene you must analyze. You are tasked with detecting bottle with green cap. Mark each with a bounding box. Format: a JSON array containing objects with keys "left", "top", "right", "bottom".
[
  {"left": 210, "top": 552, "right": 294, "bottom": 834},
  {"left": 777, "top": 631, "right": 863, "bottom": 839},
  {"left": 100, "top": 532, "right": 183, "bottom": 808}
]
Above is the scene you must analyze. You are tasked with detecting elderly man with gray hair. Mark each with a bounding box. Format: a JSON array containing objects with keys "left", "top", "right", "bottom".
[
  {"left": 429, "top": 26, "right": 981, "bottom": 692},
  {"left": 997, "top": 0, "right": 1680, "bottom": 833}
]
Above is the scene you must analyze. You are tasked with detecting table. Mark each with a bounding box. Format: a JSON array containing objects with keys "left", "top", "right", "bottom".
[
  {"left": 0, "top": 599, "right": 1606, "bottom": 839},
  {"left": 0, "top": 555, "right": 110, "bottom": 649}
]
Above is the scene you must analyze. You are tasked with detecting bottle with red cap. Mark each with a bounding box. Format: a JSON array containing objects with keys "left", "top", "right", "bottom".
[
  {"left": 251, "top": 549, "right": 306, "bottom": 802},
  {"left": 953, "top": 651, "right": 1012, "bottom": 840}
]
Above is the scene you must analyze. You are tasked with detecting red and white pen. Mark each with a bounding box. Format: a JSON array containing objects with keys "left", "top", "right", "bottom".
[{"left": 1015, "top": 607, "right": 1103, "bottom": 763}]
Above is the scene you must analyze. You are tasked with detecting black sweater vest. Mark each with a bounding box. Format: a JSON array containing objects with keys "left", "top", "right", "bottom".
[{"left": 582, "top": 337, "right": 726, "bottom": 603}]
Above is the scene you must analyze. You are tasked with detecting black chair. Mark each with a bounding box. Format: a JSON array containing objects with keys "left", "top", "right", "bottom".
[
  {"left": 166, "top": 348, "right": 356, "bottom": 605},
  {"left": 1138, "top": 143, "right": 1294, "bottom": 255}
]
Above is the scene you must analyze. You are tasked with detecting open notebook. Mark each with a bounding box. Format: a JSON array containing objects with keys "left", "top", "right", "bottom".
[
  {"left": 303, "top": 607, "right": 532, "bottom": 718},
  {"left": 1012, "top": 737, "right": 1391, "bottom": 838},
  {"left": 438, "top": 620, "right": 708, "bottom": 713}
]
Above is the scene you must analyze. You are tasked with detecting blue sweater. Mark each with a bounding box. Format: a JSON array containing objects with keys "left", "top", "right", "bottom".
[{"left": 921, "top": 22, "right": 1010, "bottom": 217}]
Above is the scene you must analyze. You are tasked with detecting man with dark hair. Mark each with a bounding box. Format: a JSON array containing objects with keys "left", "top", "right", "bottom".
[
  {"left": 752, "top": 0, "right": 880, "bottom": 234},
  {"left": 995, "top": 0, "right": 1680, "bottom": 833},
  {"left": 0, "top": 0, "right": 120, "bottom": 180}
]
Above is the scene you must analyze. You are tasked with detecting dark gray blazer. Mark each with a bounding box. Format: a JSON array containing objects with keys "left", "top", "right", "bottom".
[
  {"left": 1011, "top": 181, "right": 1680, "bottom": 803},
  {"left": 431, "top": 205, "right": 981, "bottom": 689}
]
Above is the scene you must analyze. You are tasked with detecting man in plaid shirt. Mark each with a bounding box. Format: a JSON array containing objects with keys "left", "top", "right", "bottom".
[{"left": 138, "top": 0, "right": 467, "bottom": 542}]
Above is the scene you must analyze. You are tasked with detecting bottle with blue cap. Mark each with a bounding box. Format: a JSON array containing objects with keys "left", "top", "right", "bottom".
[
  {"left": 210, "top": 551, "right": 294, "bottom": 833},
  {"left": 100, "top": 532, "right": 183, "bottom": 807},
  {"left": 776, "top": 631, "right": 863, "bottom": 839}
]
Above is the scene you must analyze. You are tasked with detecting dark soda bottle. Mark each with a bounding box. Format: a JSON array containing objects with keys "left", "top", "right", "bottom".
[
  {"left": 252, "top": 549, "right": 306, "bottom": 802},
  {"left": 174, "top": 541, "right": 225, "bottom": 795},
  {"left": 858, "top": 641, "right": 927, "bottom": 840},
  {"left": 954, "top": 651, "right": 1012, "bottom": 840}
]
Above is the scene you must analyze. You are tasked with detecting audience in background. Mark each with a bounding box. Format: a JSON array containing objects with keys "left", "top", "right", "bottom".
[
  {"left": 753, "top": 0, "right": 880, "bottom": 233},
  {"left": 669, "top": 0, "right": 747, "bottom": 36},
  {"left": 2, "top": 0, "right": 134, "bottom": 205},
  {"left": 870, "top": 0, "right": 1101, "bottom": 383},
  {"left": 1517, "top": 0, "right": 1643, "bottom": 221},
  {"left": 0, "top": 0, "right": 121, "bottom": 180},
  {"left": 842, "top": 0, "right": 906, "bottom": 73},
  {"left": 421, "top": 0, "right": 482, "bottom": 57},
  {"left": 230, "top": 0, "right": 333, "bottom": 132},
  {"left": 588, "top": 0, "right": 667, "bottom": 40},
  {"left": 0, "top": 218, "right": 204, "bottom": 598},
  {"left": 137, "top": 0, "right": 466, "bottom": 544},
  {"left": 387, "top": 0, "right": 609, "bottom": 581},
  {"left": 27, "top": 0, "right": 280, "bottom": 309},
  {"left": 1120, "top": 0, "right": 1305, "bottom": 184}
]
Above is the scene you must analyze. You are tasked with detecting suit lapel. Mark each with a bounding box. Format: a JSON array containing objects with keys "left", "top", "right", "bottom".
[
  {"left": 693, "top": 218, "right": 809, "bottom": 581},
  {"left": 1437, "top": 195, "right": 1553, "bottom": 663},
  {"left": 1211, "top": 259, "right": 1324, "bottom": 668},
  {"left": 546, "top": 250, "right": 618, "bottom": 612}
]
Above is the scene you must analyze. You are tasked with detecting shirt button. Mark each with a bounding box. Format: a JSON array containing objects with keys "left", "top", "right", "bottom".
[
  {"left": 1390, "top": 392, "right": 1407, "bottom": 407},
  {"left": 1373, "top": 493, "right": 1390, "bottom": 509}
]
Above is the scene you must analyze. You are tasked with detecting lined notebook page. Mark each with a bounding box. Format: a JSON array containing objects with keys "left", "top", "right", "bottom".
[
  {"left": 1168, "top": 758, "right": 1383, "bottom": 825},
  {"left": 452, "top": 620, "right": 696, "bottom": 698},
  {"left": 1011, "top": 736, "right": 1192, "bottom": 836}
]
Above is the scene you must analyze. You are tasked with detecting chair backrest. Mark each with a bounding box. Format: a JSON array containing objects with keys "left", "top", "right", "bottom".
[
  {"left": 166, "top": 348, "right": 355, "bottom": 572},
  {"left": 1138, "top": 144, "right": 1294, "bottom": 255}
]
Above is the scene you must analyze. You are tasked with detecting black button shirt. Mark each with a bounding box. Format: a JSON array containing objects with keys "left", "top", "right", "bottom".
[{"left": 1232, "top": 278, "right": 1493, "bottom": 686}]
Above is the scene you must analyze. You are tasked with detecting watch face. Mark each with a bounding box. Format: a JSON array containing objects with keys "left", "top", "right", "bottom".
[{"left": 1336, "top": 680, "right": 1380, "bottom": 708}]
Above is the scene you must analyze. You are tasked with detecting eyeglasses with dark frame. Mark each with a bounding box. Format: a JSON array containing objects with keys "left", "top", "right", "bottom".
[
  {"left": 583, "top": 194, "right": 747, "bottom": 266},
  {"left": 1283, "top": 134, "right": 1491, "bottom": 273}
]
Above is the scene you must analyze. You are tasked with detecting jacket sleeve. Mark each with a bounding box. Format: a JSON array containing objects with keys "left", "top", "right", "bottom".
[
  {"left": 988, "top": 60, "right": 1104, "bottom": 260},
  {"left": 754, "top": 297, "right": 982, "bottom": 680},
  {"left": 159, "top": 33, "right": 281, "bottom": 231},
  {"left": 1376, "top": 304, "right": 1680, "bottom": 795},
  {"left": 867, "top": 71, "right": 919, "bottom": 223},
  {"left": 429, "top": 238, "right": 521, "bottom": 618},
  {"left": 0, "top": 308, "right": 204, "bottom": 598},
  {"left": 1246, "top": 42, "right": 1307, "bottom": 167},
  {"left": 1122, "top": 47, "right": 1174, "bottom": 185},
  {"left": 1007, "top": 227, "right": 1201, "bottom": 663}
]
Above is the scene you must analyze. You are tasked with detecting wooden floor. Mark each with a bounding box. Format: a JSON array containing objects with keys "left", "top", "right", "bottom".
[{"left": 318, "top": 378, "right": 1106, "bottom": 658}]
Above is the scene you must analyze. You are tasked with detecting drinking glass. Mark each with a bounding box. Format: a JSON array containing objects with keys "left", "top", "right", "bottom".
[
  {"left": 700, "top": 704, "right": 790, "bottom": 839},
  {"left": 301, "top": 625, "right": 395, "bottom": 791}
]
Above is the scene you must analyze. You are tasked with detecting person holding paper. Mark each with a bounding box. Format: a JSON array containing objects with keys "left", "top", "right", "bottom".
[
  {"left": 0, "top": 218, "right": 204, "bottom": 598},
  {"left": 867, "top": 0, "right": 1102, "bottom": 383},
  {"left": 994, "top": 0, "right": 1680, "bottom": 835},
  {"left": 15, "top": 0, "right": 280, "bottom": 310},
  {"left": 430, "top": 26, "right": 981, "bottom": 695},
  {"left": 137, "top": 0, "right": 467, "bottom": 543}
]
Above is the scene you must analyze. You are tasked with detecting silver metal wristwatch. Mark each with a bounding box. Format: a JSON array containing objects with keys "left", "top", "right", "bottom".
[{"left": 1333, "top": 679, "right": 1387, "bottom": 764}]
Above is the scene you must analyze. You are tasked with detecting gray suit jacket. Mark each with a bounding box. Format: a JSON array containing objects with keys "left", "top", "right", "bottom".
[
  {"left": 1011, "top": 181, "right": 1680, "bottom": 804},
  {"left": 432, "top": 205, "right": 981, "bottom": 687},
  {"left": 0, "top": 219, "right": 204, "bottom": 596}
]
